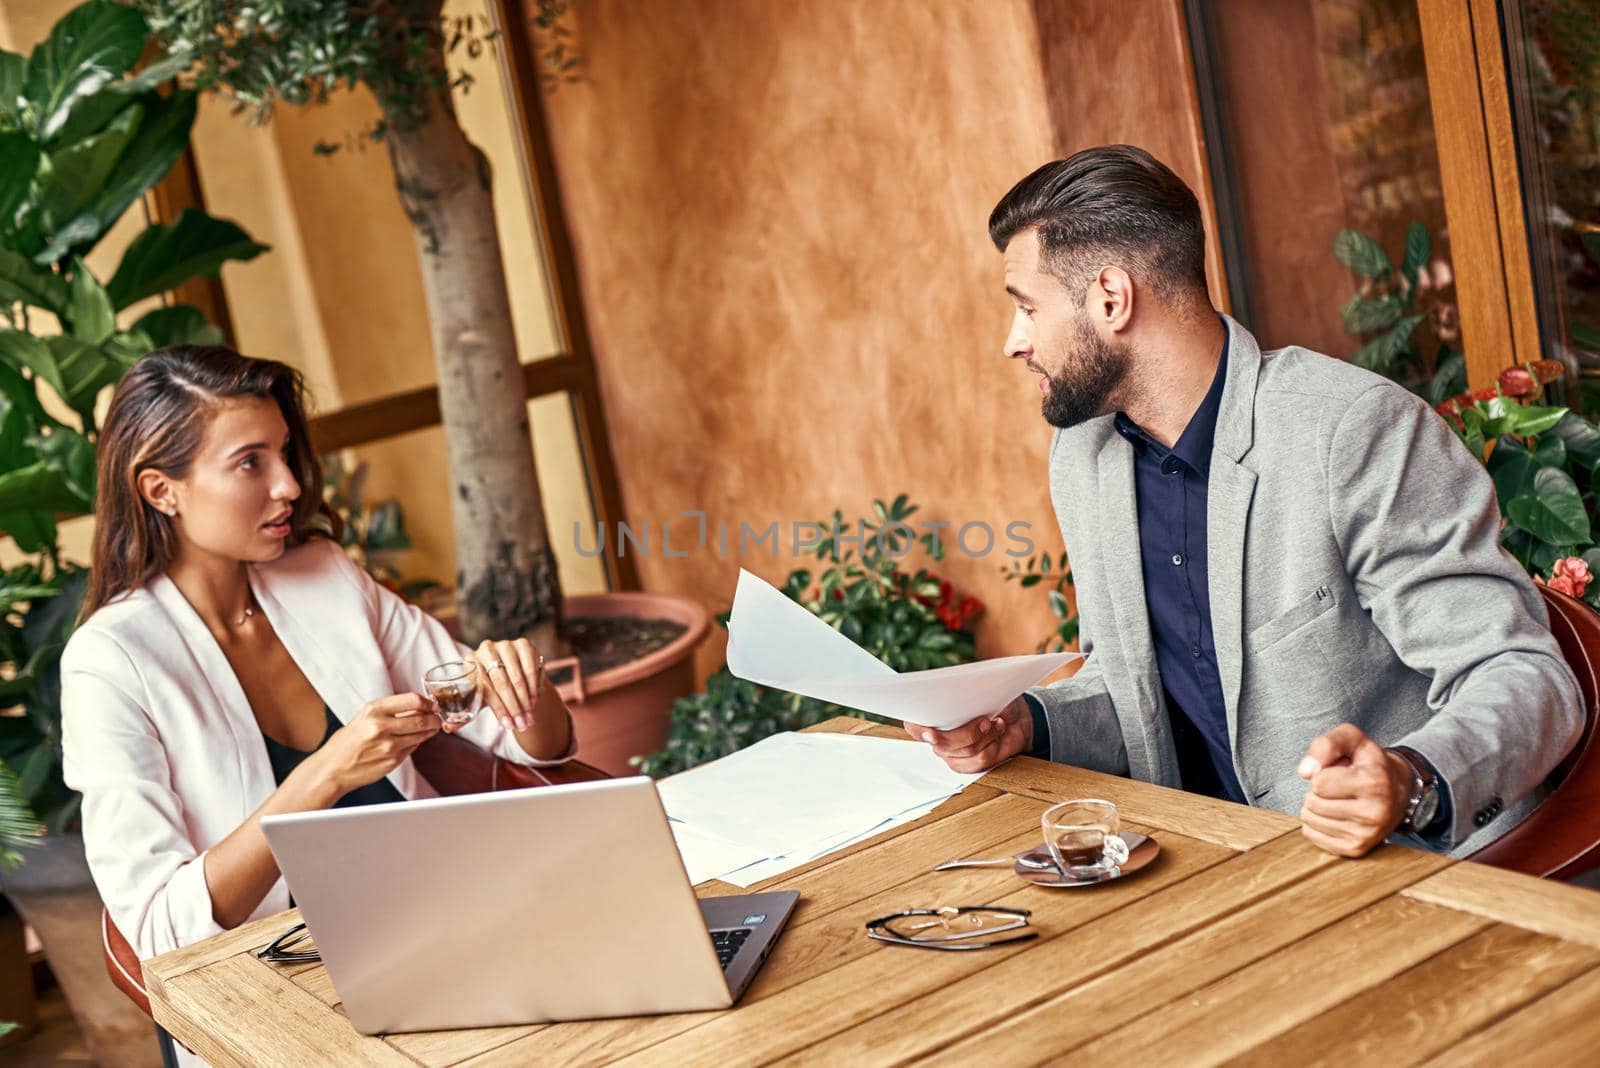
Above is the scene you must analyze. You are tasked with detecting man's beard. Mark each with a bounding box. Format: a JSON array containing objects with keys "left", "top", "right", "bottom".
[{"left": 1040, "top": 316, "right": 1131, "bottom": 429}]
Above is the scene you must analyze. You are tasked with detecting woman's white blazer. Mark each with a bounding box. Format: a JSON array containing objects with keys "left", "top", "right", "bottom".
[{"left": 60, "top": 538, "right": 570, "bottom": 961}]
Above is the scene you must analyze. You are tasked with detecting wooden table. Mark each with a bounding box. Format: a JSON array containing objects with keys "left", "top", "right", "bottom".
[{"left": 145, "top": 717, "right": 1600, "bottom": 1066}]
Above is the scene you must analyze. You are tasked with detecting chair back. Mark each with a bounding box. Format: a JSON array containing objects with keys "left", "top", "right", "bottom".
[
  {"left": 1466, "top": 584, "right": 1600, "bottom": 879},
  {"left": 105, "top": 731, "right": 612, "bottom": 1017}
]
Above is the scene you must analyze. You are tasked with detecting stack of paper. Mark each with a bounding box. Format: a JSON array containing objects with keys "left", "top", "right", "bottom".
[
  {"left": 661, "top": 732, "right": 984, "bottom": 886},
  {"left": 661, "top": 570, "right": 1083, "bottom": 886}
]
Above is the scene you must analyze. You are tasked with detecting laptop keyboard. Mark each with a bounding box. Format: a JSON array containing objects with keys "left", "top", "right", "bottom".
[{"left": 710, "top": 927, "right": 754, "bottom": 970}]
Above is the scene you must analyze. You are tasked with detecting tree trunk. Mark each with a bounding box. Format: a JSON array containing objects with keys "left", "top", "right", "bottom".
[{"left": 384, "top": 89, "right": 562, "bottom": 646}]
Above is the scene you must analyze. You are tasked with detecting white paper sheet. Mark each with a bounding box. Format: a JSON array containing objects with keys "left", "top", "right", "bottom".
[
  {"left": 657, "top": 732, "right": 982, "bottom": 859},
  {"left": 725, "top": 568, "right": 1081, "bottom": 730},
  {"left": 714, "top": 794, "right": 950, "bottom": 889},
  {"left": 668, "top": 820, "right": 771, "bottom": 886}
]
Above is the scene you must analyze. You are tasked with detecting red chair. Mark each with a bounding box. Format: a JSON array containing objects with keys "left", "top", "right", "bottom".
[
  {"left": 103, "top": 732, "right": 610, "bottom": 1017},
  {"left": 1466, "top": 584, "right": 1600, "bottom": 880}
]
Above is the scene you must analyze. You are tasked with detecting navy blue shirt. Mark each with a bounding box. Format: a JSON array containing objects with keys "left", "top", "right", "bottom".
[{"left": 1030, "top": 337, "right": 1245, "bottom": 803}]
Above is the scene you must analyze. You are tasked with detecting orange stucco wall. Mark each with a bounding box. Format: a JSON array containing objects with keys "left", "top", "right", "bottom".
[{"left": 536, "top": 0, "right": 1223, "bottom": 680}]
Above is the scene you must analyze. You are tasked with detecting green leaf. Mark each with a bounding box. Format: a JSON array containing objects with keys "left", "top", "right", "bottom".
[
  {"left": 0, "top": 50, "right": 25, "bottom": 126},
  {"left": 1339, "top": 293, "right": 1403, "bottom": 334},
  {"left": 0, "top": 131, "right": 40, "bottom": 228},
  {"left": 1488, "top": 440, "right": 1539, "bottom": 505},
  {"left": 33, "top": 102, "right": 140, "bottom": 249},
  {"left": 0, "top": 757, "right": 42, "bottom": 870},
  {"left": 53, "top": 51, "right": 192, "bottom": 145},
  {"left": 1506, "top": 467, "right": 1591, "bottom": 545},
  {"left": 32, "top": 426, "right": 94, "bottom": 503},
  {"left": 1533, "top": 434, "right": 1567, "bottom": 469},
  {"left": 1530, "top": 539, "right": 1564, "bottom": 576},
  {"left": 1552, "top": 412, "right": 1600, "bottom": 470},
  {"left": 0, "top": 247, "right": 69, "bottom": 313},
  {"left": 1428, "top": 351, "right": 1466, "bottom": 405},
  {"left": 1401, "top": 221, "right": 1430, "bottom": 281},
  {"left": 1333, "top": 229, "right": 1391, "bottom": 278},
  {"left": 1509, "top": 403, "right": 1568, "bottom": 437},
  {"left": 131, "top": 304, "right": 222, "bottom": 349},
  {"left": 105, "top": 208, "right": 269, "bottom": 310},
  {"left": 30, "top": 213, "right": 101, "bottom": 267},
  {"left": 80, "top": 90, "right": 197, "bottom": 238},
  {"left": 0, "top": 328, "right": 67, "bottom": 401},
  {"left": 1351, "top": 314, "right": 1423, "bottom": 371},
  {"left": 23, "top": 0, "right": 147, "bottom": 142},
  {"left": 63, "top": 259, "right": 114, "bottom": 342},
  {"left": 0, "top": 509, "right": 56, "bottom": 554},
  {"left": 45, "top": 335, "right": 120, "bottom": 425},
  {"left": 0, "top": 460, "right": 87, "bottom": 515}
]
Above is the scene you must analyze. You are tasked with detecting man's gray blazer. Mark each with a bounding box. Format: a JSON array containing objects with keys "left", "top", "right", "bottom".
[{"left": 1027, "top": 315, "right": 1583, "bottom": 856}]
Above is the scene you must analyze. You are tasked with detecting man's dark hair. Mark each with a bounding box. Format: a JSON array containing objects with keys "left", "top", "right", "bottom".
[{"left": 989, "top": 145, "right": 1208, "bottom": 302}]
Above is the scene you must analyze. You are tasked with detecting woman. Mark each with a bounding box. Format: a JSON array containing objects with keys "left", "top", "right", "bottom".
[{"left": 61, "top": 345, "right": 577, "bottom": 970}]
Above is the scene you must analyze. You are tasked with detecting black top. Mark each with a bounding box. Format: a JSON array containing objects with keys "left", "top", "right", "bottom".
[{"left": 261, "top": 706, "right": 407, "bottom": 808}]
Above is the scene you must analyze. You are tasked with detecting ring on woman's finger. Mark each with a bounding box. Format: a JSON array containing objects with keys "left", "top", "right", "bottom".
[{"left": 485, "top": 660, "right": 505, "bottom": 673}]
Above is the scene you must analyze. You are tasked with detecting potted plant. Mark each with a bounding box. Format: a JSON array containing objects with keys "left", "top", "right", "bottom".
[
  {"left": 0, "top": 3, "right": 264, "bottom": 1062},
  {"left": 637, "top": 495, "right": 982, "bottom": 777},
  {"left": 1432, "top": 362, "right": 1600, "bottom": 599},
  {"left": 137, "top": 1, "right": 712, "bottom": 770},
  {"left": 1332, "top": 221, "right": 1466, "bottom": 404}
]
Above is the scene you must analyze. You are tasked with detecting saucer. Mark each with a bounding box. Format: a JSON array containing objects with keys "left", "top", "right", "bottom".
[{"left": 1014, "top": 832, "right": 1159, "bottom": 887}]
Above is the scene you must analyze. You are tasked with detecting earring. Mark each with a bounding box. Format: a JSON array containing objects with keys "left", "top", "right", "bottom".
[{"left": 164, "top": 506, "right": 177, "bottom": 517}]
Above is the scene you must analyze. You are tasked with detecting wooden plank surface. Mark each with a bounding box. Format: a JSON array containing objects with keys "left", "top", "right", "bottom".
[
  {"left": 144, "top": 908, "right": 306, "bottom": 995},
  {"left": 142, "top": 717, "right": 1600, "bottom": 1068},
  {"left": 1227, "top": 923, "right": 1600, "bottom": 1068},
  {"left": 779, "top": 835, "right": 1436, "bottom": 1068},
  {"left": 1402, "top": 861, "right": 1600, "bottom": 949},
  {"left": 618, "top": 832, "right": 1321, "bottom": 1066},
  {"left": 1426, "top": 965, "right": 1600, "bottom": 1067},
  {"left": 1053, "top": 895, "right": 1487, "bottom": 1066},
  {"left": 156, "top": 953, "right": 413, "bottom": 1068}
]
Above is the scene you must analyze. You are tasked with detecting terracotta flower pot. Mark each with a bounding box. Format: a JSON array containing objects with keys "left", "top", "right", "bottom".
[
  {"left": 437, "top": 592, "right": 710, "bottom": 777},
  {"left": 549, "top": 592, "right": 710, "bottom": 776}
]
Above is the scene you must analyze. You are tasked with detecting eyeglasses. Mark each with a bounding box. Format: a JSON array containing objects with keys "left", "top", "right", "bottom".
[
  {"left": 865, "top": 906, "right": 1036, "bottom": 951},
  {"left": 256, "top": 922, "right": 320, "bottom": 964}
]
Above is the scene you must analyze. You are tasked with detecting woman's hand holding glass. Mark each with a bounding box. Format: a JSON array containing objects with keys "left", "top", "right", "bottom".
[
  {"left": 467, "top": 638, "right": 547, "bottom": 733},
  {"left": 312, "top": 693, "right": 441, "bottom": 794}
]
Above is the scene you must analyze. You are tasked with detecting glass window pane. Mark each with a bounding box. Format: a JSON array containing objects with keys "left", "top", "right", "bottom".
[
  {"left": 1504, "top": 1, "right": 1600, "bottom": 408},
  {"left": 1193, "top": 0, "right": 1465, "bottom": 401}
]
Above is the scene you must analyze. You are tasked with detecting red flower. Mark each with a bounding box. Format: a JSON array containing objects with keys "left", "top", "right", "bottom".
[
  {"left": 1547, "top": 557, "right": 1593, "bottom": 598},
  {"left": 1497, "top": 367, "right": 1537, "bottom": 399},
  {"left": 1434, "top": 397, "right": 1464, "bottom": 429},
  {"left": 1470, "top": 386, "right": 1499, "bottom": 402}
]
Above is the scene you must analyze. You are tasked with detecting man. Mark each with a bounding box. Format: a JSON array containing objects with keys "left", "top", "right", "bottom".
[{"left": 915, "top": 145, "right": 1581, "bottom": 858}]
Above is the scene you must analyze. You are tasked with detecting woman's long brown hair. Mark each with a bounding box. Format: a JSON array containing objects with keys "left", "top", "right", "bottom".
[{"left": 83, "top": 345, "right": 329, "bottom": 619}]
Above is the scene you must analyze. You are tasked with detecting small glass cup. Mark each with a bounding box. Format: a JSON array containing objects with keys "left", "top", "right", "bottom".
[
  {"left": 422, "top": 660, "right": 482, "bottom": 728},
  {"left": 1042, "top": 799, "right": 1130, "bottom": 878}
]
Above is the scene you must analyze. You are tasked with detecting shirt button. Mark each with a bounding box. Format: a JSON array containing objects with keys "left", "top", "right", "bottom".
[
  {"left": 1171, "top": 554, "right": 1183, "bottom": 566},
  {"left": 1161, "top": 458, "right": 1181, "bottom": 475}
]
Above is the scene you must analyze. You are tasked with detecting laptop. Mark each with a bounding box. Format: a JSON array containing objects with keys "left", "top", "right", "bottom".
[{"left": 259, "top": 776, "right": 798, "bottom": 1035}]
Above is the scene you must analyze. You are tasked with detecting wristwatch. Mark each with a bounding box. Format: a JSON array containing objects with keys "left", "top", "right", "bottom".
[{"left": 1388, "top": 746, "right": 1443, "bottom": 835}]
